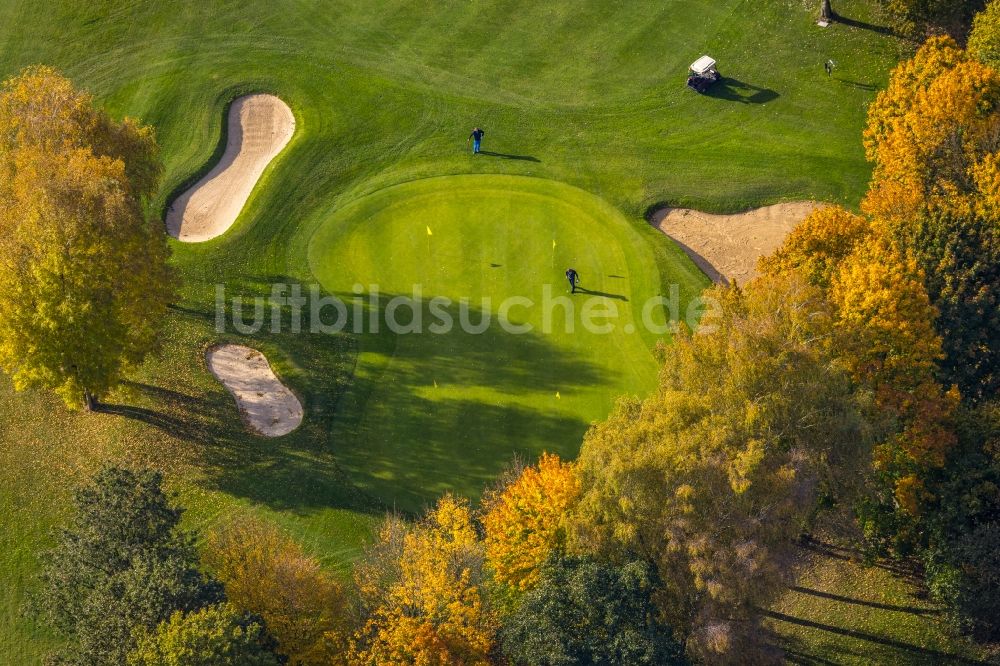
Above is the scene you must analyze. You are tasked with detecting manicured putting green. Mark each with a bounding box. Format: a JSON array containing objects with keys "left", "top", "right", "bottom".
[{"left": 309, "top": 175, "right": 708, "bottom": 510}]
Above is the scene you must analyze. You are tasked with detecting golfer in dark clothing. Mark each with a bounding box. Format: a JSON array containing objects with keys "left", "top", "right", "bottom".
[
  {"left": 468, "top": 127, "right": 484, "bottom": 154},
  {"left": 565, "top": 268, "right": 579, "bottom": 293}
]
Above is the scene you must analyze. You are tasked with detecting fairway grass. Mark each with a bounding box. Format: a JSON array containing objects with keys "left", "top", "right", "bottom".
[{"left": 308, "top": 175, "right": 706, "bottom": 510}]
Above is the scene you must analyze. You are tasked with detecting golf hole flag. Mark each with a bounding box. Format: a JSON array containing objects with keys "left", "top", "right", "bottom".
[{"left": 426, "top": 226, "right": 433, "bottom": 236}]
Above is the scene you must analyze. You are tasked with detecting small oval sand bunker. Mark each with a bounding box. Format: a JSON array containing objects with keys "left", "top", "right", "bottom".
[
  {"left": 207, "top": 344, "right": 303, "bottom": 437},
  {"left": 167, "top": 94, "right": 295, "bottom": 242}
]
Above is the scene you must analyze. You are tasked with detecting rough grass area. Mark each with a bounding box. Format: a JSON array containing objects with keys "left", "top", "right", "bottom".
[{"left": 767, "top": 538, "right": 993, "bottom": 664}]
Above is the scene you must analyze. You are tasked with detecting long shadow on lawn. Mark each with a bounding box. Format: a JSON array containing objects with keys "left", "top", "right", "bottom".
[
  {"left": 102, "top": 300, "right": 383, "bottom": 517},
  {"left": 147, "top": 283, "right": 612, "bottom": 516},
  {"left": 830, "top": 13, "right": 896, "bottom": 36},
  {"left": 789, "top": 586, "right": 937, "bottom": 616},
  {"left": 801, "top": 536, "right": 925, "bottom": 584},
  {"left": 477, "top": 150, "right": 540, "bottom": 162},
  {"left": 835, "top": 77, "right": 878, "bottom": 92},
  {"left": 574, "top": 286, "right": 628, "bottom": 301},
  {"left": 313, "top": 289, "right": 616, "bottom": 512},
  {"left": 764, "top": 610, "right": 982, "bottom": 664}
]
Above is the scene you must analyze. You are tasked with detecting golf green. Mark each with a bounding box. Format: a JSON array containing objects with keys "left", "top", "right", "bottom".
[{"left": 308, "top": 175, "right": 707, "bottom": 510}]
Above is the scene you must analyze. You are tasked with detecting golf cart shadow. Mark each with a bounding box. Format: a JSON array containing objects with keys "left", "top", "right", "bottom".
[{"left": 706, "top": 77, "right": 779, "bottom": 104}]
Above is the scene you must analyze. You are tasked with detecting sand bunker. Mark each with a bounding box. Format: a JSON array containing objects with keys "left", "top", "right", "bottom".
[
  {"left": 166, "top": 94, "right": 295, "bottom": 242},
  {"left": 207, "top": 344, "right": 303, "bottom": 437},
  {"left": 650, "top": 202, "right": 818, "bottom": 285}
]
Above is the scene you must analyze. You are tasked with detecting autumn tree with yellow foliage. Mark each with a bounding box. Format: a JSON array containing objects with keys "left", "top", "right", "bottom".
[
  {"left": 572, "top": 275, "right": 866, "bottom": 663},
  {"left": 0, "top": 66, "right": 176, "bottom": 409},
  {"left": 863, "top": 36, "right": 1000, "bottom": 226},
  {"left": 755, "top": 34, "right": 1000, "bottom": 547},
  {"left": 757, "top": 206, "right": 871, "bottom": 288},
  {"left": 204, "top": 517, "right": 349, "bottom": 665},
  {"left": 350, "top": 495, "right": 497, "bottom": 665},
  {"left": 482, "top": 453, "right": 579, "bottom": 599},
  {"left": 859, "top": 36, "right": 1000, "bottom": 400},
  {"left": 830, "top": 242, "right": 960, "bottom": 515}
]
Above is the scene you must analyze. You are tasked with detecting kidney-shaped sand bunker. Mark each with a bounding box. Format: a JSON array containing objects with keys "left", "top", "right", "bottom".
[
  {"left": 167, "top": 94, "right": 295, "bottom": 242},
  {"left": 207, "top": 344, "right": 303, "bottom": 437}
]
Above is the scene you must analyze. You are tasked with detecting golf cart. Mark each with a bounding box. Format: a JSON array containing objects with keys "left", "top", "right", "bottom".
[{"left": 687, "top": 55, "right": 720, "bottom": 93}]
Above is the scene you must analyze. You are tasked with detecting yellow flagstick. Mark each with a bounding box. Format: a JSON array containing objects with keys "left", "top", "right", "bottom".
[
  {"left": 555, "top": 391, "right": 561, "bottom": 399},
  {"left": 426, "top": 225, "right": 433, "bottom": 263}
]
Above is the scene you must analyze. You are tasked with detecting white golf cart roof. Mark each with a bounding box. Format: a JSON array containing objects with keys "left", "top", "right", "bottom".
[{"left": 690, "top": 55, "right": 717, "bottom": 75}]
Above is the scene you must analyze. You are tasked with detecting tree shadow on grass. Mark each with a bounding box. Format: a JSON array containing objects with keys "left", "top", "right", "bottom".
[
  {"left": 789, "top": 586, "right": 937, "bottom": 616},
  {"left": 830, "top": 13, "right": 896, "bottom": 36},
  {"left": 764, "top": 610, "right": 982, "bottom": 664},
  {"left": 765, "top": 536, "right": 979, "bottom": 665},
  {"left": 801, "top": 536, "right": 925, "bottom": 585},
  {"left": 705, "top": 78, "right": 779, "bottom": 104},
  {"left": 314, "top": 289, "right": 616, "bottom": 512},
  {"left": 100, "top": 300, "right": 381, "bottom": 517},
  {"left": 113, "top": 283, "right": 617, "bottom": 516}
]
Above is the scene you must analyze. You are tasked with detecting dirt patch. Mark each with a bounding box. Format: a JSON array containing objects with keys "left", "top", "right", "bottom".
[
  {"left": 206, "top": 344, "right": 303, "bottom": 437},
  {"left": 166, "top": 94, "right": 295, "bottom": 242},
  {"left": 650, "top": 202, "right": 819, "bottom": 285}
]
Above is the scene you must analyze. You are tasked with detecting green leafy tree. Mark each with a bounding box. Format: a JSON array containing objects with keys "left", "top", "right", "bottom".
[
  {"left": 0, "top": 65, "right": 176, "bottom": 409},
  {"left": 969, "top": 0, "right": 1000, "bottom": 67},
  {"left": 502, "top": 556, "right": 685, "bottom": 666},
  {"left": 929, "top": 522, "right": 1000, "bottom": 639},
  {"left": 128, "top": 603, "right": 281, "bottom": 666},
  {"left": 885, "top": 207, "right": 1000, "bottom": 401},
  {"left": 31, "top": 468, "right": 223, "bottom": 666},
  {"left": 920, "top": 403, "right": 1000, "bottom": 638}
]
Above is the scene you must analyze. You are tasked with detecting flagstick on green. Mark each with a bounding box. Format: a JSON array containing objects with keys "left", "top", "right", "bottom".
[{"left": 426, "top": 225, "right": 433, "bottom": 266}]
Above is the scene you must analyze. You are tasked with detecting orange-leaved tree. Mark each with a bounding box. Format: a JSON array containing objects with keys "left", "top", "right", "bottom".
[
  {"left": 482, "top": 453, "right": 579, "bottom": 598},
  {"left": 830, "top": 241, "right": 960, "bottom": 514},
  {"left": 863, "top": 36, "right": 1000, "bottom": 227}
]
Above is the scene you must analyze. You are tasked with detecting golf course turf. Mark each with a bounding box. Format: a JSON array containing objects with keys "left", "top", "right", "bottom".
[
  {"left": 0, "top": 0, "right": 986, "bottom": 662},
  {"left": 308, "top": 174, "right": 706, "bottom": 510}
]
